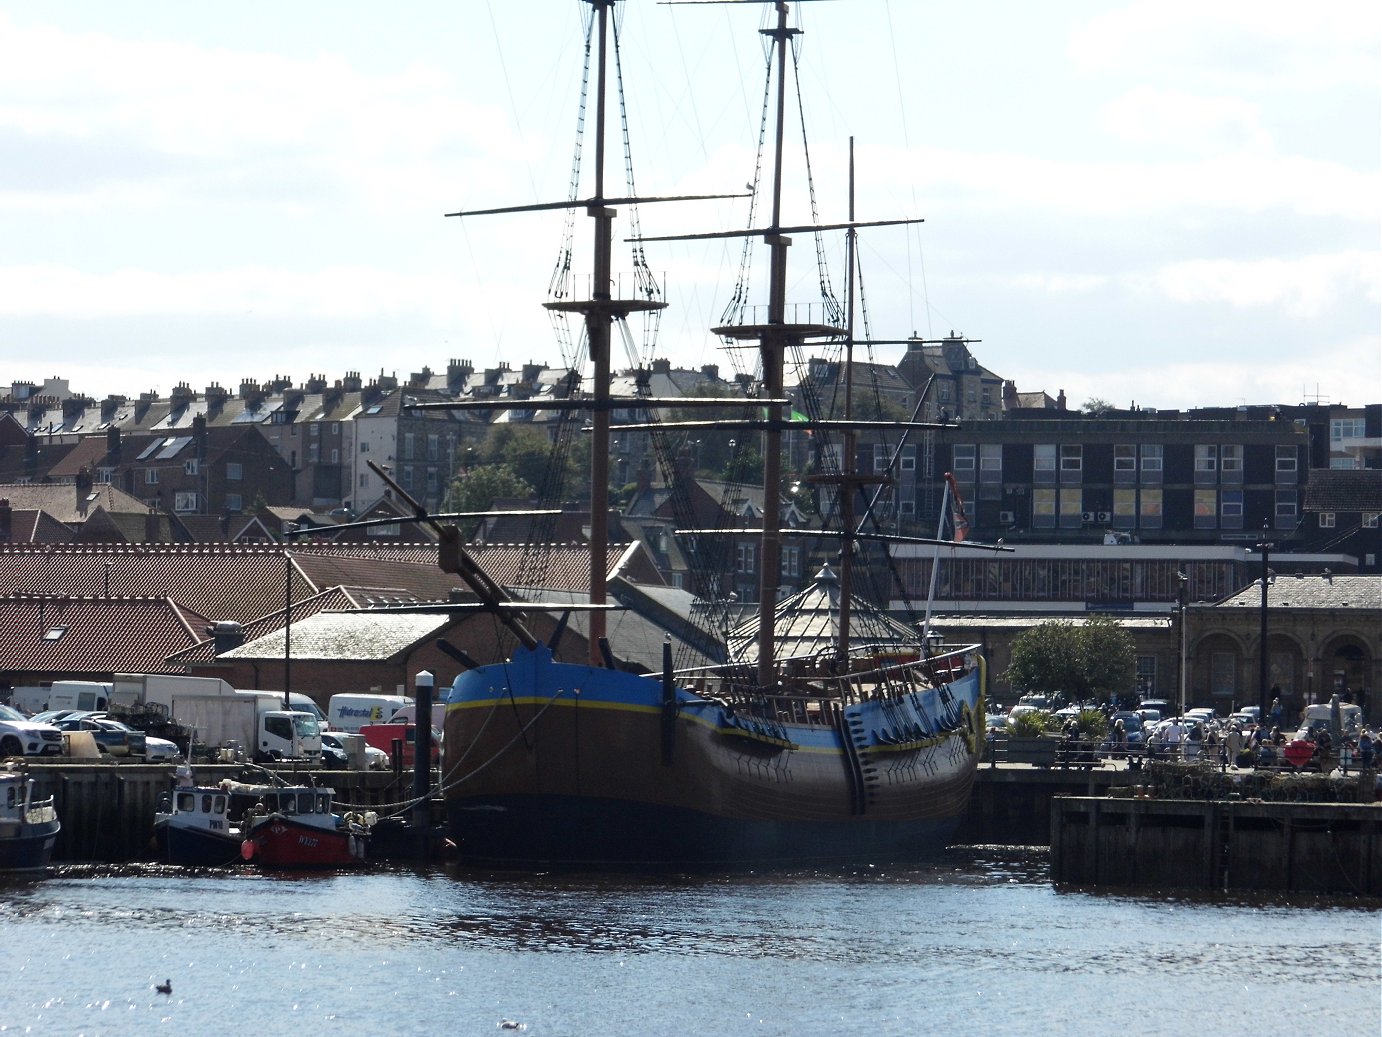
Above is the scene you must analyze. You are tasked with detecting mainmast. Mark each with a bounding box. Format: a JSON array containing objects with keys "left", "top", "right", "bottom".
[{"left": 712, "top": 1, "right": 846, "bottom": 686}]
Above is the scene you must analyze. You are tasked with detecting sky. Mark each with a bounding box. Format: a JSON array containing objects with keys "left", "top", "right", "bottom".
[{"left": 1, "top": 0, "right": 1378, "bottom": 412}]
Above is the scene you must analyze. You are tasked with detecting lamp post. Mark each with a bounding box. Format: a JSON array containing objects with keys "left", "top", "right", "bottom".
[
  {"left": 1176, "top": 572, "right": 1188, "bottom": 718},
  {"left": 1255, "top": 523, "right": 1273, "bottom": 724},
  {"left": 283, "top": 525, "right": 295, "bottom": 711},
  {"left": 413, "top": 670, "right": 434, "bottom": 862}
]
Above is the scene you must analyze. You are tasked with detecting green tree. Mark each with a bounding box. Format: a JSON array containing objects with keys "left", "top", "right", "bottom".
[
  {"left": 443, "top": 464, "right": 535, "bottom": 519},
  {"left": 1081, "top": 397, "right": 1115, "bottom": 416},
  {"left": 1005, "top": 615, "right": 1135, "bottom": 703}
]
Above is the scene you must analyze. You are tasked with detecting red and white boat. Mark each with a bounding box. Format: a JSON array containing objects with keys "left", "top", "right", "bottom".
[
  {"left": 155, "top": 775, "right": 370, "bottom": 868},
  {"left": 238, "top": 782, "right": 369, "bottom": 867}
]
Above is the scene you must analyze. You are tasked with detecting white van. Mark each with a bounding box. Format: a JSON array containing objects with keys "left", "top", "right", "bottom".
[
  {"left": 326, "top": 694, "right": 411, "bottom": 734},
  {"left": 40, "top": 681, "right": 112, "bottom": 714}
]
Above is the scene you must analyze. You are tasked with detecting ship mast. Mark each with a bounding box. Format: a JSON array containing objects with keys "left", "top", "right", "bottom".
[{"left": 712, "top": 1, "right": 847, "bottom": 686}]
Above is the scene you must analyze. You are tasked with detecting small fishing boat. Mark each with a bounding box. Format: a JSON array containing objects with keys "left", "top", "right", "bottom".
[
  {"left": 153, "top": 771, "right": 371, "bottom": 868},
  {"left": 0, "top": 765, "right": 61, "bottom": 873}
]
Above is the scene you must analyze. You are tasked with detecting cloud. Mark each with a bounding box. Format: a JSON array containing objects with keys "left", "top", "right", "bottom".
[
  {"left": 1138, "top": 251, "right": 1380, "bottom": 316},
  {"left": 1098, "top": 87, "right": 1271, "bottom": 155},
  {"left": 1069, "top": 0, "right": 1382, "bottom": 91}
]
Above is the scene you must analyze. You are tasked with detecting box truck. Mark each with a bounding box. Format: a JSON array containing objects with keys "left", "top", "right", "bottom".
[{"left": 109, "top": 674, "right": 321, "bottom": 763}]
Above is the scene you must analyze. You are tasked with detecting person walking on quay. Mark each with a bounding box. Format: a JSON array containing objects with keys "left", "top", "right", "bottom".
[
  {"left": 1359, "top": 729, "right": 1375, "bottom": 770},
  {"left": 1226, "top": 723, "right": 1244, "bottom": 769},
  {"left": 1184, "top": 721, "right": 1203, "bottom": 761},
  {"left": 1165, "top": 716, "right": 1185, "bottom": 759},
  {"left": 1112, "top": 718, "right": 1127, "bottom": 758}
]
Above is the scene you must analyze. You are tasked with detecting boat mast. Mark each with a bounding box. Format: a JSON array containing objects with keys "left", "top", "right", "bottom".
[
  {"left": 837, "top": 139, "right": 857, "bottom": 663},
  {"left": 712, "top": 1, "right": 845, "bottom": 686},
  {"left": 541, "top": 0, "right": 665, "bottom": 667}
]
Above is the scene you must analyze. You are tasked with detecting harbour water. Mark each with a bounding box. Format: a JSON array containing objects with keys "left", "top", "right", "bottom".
[{"left": 2, "top": 847, "right": 1377, "bottom": 1036}]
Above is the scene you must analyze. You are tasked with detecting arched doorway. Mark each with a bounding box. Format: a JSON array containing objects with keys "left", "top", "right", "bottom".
[{"left": 1316, "top": 636, "right": 1374, "bottom": 715}]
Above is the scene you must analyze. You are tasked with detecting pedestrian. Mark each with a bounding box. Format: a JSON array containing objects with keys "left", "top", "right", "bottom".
[
  {"left": 1112, "top": 718, "right": 1127, "bottom": 758},
  {"left": 1359, "top": 729, "right": 1375, "bottom": 769},
  {"left": 1184, "top": 721, "right": 1203, "bottom": 760},
  {"left": 1165, "top": 716, "right": 1184, "bottom": 759},
  {"left": 1226, "top": 723, "right": 1244, "bottom": 770}
]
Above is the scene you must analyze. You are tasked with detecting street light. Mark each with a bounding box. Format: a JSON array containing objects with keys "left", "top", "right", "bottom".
[
  {"left": 1177, "top": 571, "right": 1188, "bottom": 718},
  {"left": 1255, "top": 523, "right": 1274, "bottom": 724}
]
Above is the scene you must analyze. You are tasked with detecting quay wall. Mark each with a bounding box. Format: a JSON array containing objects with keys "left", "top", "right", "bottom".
[{"left": 1051, "top": 796, "right": 1382, "bottom": 896}]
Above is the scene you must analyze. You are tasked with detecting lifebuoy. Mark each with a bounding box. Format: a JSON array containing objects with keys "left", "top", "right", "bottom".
[{"left": 240, "top": 839, "right": 254, "bottom": 861}]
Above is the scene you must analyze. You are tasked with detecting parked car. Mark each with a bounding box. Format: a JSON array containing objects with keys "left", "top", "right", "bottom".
[
  {"left": 319, "top": 731, "right": 389, "bottom": 771},
  {"left": 0, "top": 705, "right": 65, "bottom": 758},
  {"left": 144, "top": 735, "right": 182, "bottom": 762},
  {"left": 54, "top": 717, "right": 148, "bottom": 757},
  {"left": 1106, "top": 712, "right": 1147, "bottom": 748}
]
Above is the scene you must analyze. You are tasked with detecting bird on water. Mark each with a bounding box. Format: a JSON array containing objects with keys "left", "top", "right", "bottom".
[{"left": 155, "top": 979, "right": 172, "bottom": 995}]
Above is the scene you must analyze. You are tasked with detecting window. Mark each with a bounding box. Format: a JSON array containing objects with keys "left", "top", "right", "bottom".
[
  {"left": 183, "top": 458, "right": 200, "bottom": 476},
  {"left": 1060, "top": 444, "right": 1082, "bottom": 472},
  {"left": 1141, "top": 444, "right": 1162, "bottom": 472},
  {"left": 96, "top": 467, "right": 114, "bottom": 484},
  {"left": 1114, "top": 445, "right": 1136, "bottom": 472},
  {"left": 875, "top": 444, "right": 891, "bottom": 473},
  {"left": 1365, "top": 513, "right": 1380, "bottom": 529},
  {"left": 900, "top": 448, "right": 916, "bottom": 472},
  {"left": 174, "top": 492, "right": 199, "bottom": 512},
  {"left": 333, "top": 423, "right": 341, "bottom": 434},
  {"left": 736, "top": 542, "right": 756, "bottom": 573},
  {"left": 403, "top": 433, "right": 415, "bottom": 460},
  {"left": 1034, "top": 444, "right": 1056, "bottom": 482},
  {"left": 1276, "top": 446, "right": 1297, "bottom": 474},
  {"left": 310, "top": 424, "right": 319, "bottom": 436},
  {"left": 1275, "top": 489, "right": 1297, "bottom": 525},
  {"left": 428, "top": 435, "right": 440, "bottom": 461},
  {"left": 1135, "top": 656, "right": 1157, "bottom": 697},
  {"left": 952, "top": 444, "right": 975, "bottom": 474},
  {"left": 359, "top": 473, "right": 369, "bottom": 487},
  {"left": 1221, "top": 489, "right": 1243, "bottom": 519},
  {"left": 330, "top": 449, "right": 339, "bottom": 464},
  {"left": 360, "top": 442, "right": 369, "bottom": 453},
  {"left": 1318, "top": 512, "right": 1335, "bottom": 529},
  {"left": 401, "top": 467, "right": 413, "bottom": 490},
  {"left": 226, "top": 462, "right": 243, "bottom": 481},
  {"left": 781, "top": 546, "right": 800, "bottom": 578},
  {"left": 1221, "top": 445, "right": 1243, "bottom": 473},
  {"left": 1033, "top": 487, "right": 1056, "bottom": 526},
  {"left": 1059, "top": 489, "right": 1083, "bottom": 526},
  {"left": 1194, "top": 489, "right": 1217, "bottom": 528},
  {"left": 979, "top": 444, "right": 1001, "bottom": 481},
  {"left": 938, "top": 384, "right": 951, "bottom": 403},
  {"left": 145, "top": 468, "right": 159, "bottom": 485},
  {"left": 899, "top": 500, "right": 915, "bottom": 516},
  {"left": 225, "top": 494, "right": 243, "bottom": 512},
  {"left": 1331, "top": 417, "right": 1366, "bottom": 441},
  {"left": 1140, "top": 488, "right": 1163, "bottom": 529},
  {"left": 1331, "top": 457, "right": 1360, "bottom": 470},
  {"left": 1113, "top": 488, "right": 1136, "bottom": 521},
  {"left": 1194, "top": 444, "right": 1217, "bottom": 473}
]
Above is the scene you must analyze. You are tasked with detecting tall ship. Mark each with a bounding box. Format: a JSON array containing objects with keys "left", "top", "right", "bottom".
[{"left": 434, "top": 0, "right": 996, "bottom": 868}]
